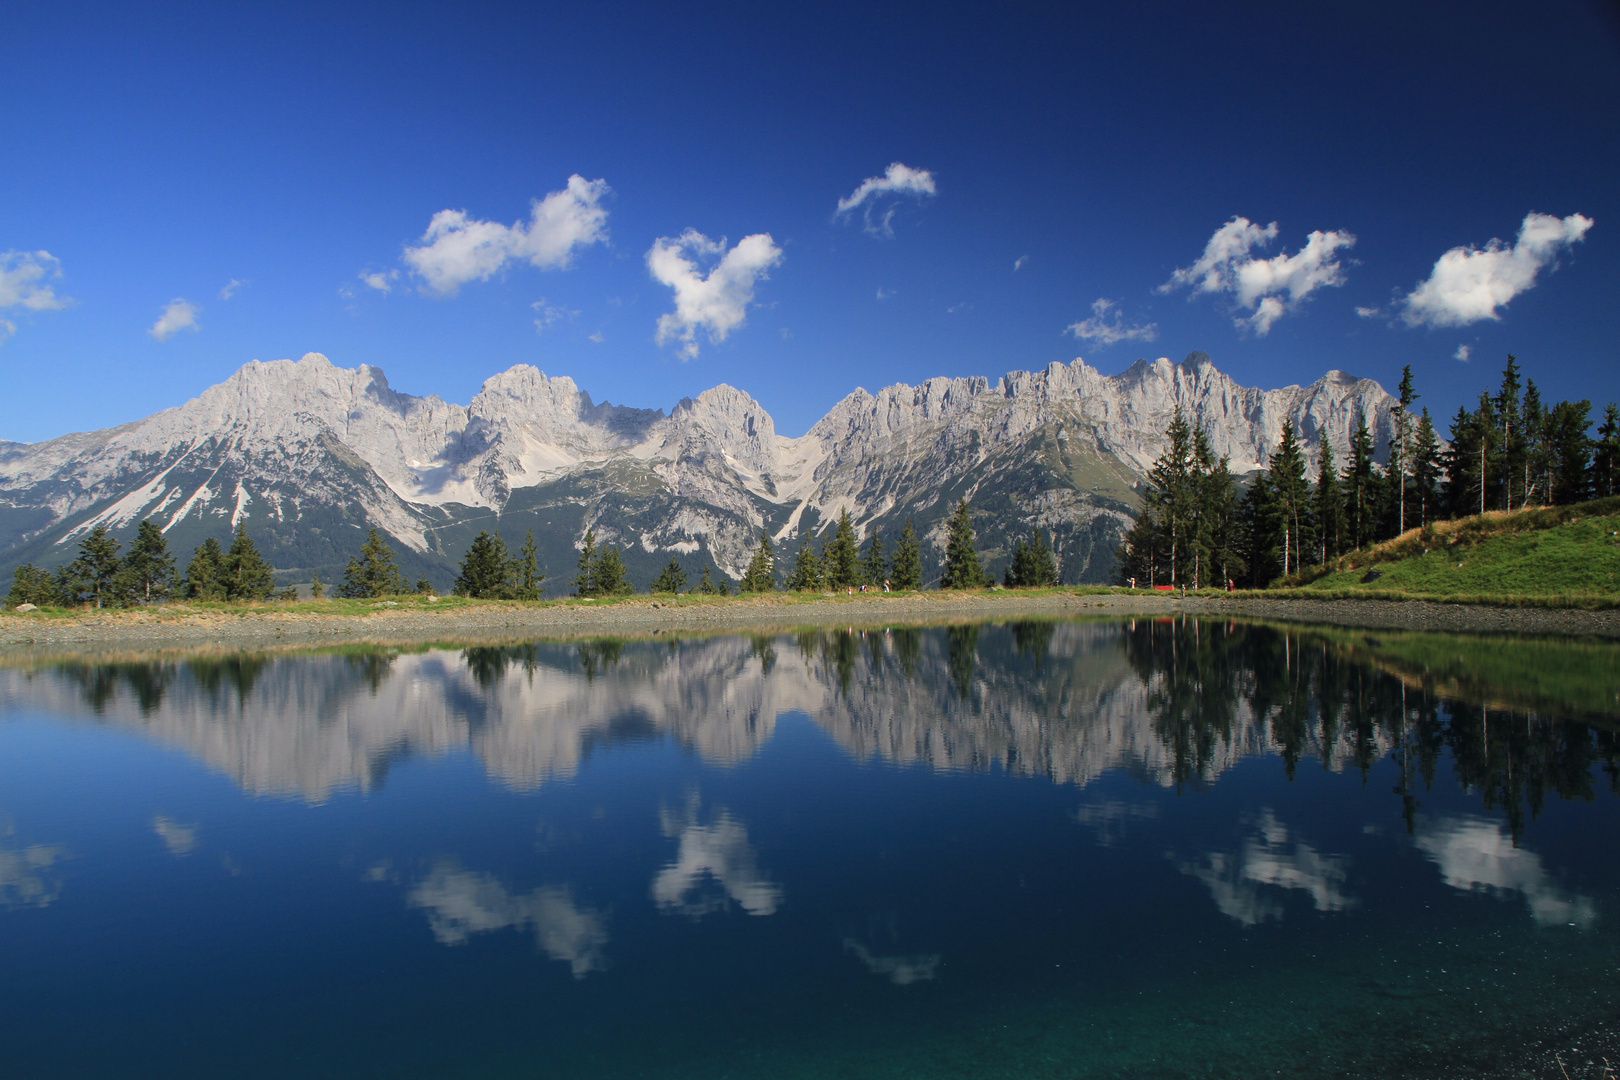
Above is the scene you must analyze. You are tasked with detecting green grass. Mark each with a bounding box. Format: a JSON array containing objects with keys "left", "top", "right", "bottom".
[{"left": 1287, "top": 497, "right": 1620, "bottom": 603}]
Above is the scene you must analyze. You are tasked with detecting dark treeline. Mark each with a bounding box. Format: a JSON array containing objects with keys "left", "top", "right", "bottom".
[{"left": 1119, "top": 357, "right": 1620, "bottom": 588}]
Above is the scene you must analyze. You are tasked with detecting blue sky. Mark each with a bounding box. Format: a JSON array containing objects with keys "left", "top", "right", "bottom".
[{"left": 2, "top": 1, "right": 1616, "bottom": 443}]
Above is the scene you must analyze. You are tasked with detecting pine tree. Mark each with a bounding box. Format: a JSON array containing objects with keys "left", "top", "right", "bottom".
[
  {"left": 696, "top": 565, "right": 719, "bottom": 594},
  {"left": 67, "top": 524, "right": 127, "bottom": 609},
  {"left": 786, "top": 536, "right": 824, "bottom": 591},
  {"left": 1116, "top": 504, "right": 1162, "bottom": 586},
  {"left": 309, "top": 570, "right": 324, "bottom": 599},
  {"left": 1314, "top": 440, "right": 1344, "bottom": 564},
  {"left": 339, "top": 528, "right": 406, "bottom": 598},
  {"left": 592, "top": 545, "right": 632, "bottom": 595},
  {"left": 1342, "top": 414, "right": 1378, "bottom": 551},
  {"left": 1008, "top": 530, "right": 1057, "bottom": 587},
  {"left": 1494, "top": 355, "right": 1524, "bottom": 511},
  {"left": 1521, "top": 380, "right": 1548, "bottom": 507},
  {"left": 1200, "top": 453, "right": 1244, "bottom": 589},
  {"left": 1593, "top": 403, "right": 1620, "bottom": 499},
  {"left": 120, "top": 519, "right": 176, "bottom": 602},
  {"left": 1144, "top": 409, "right": 1197, "bottom": 585},
  {"left": 939, "top": 499, "right": 982, "bottom": 589},
  {"left": 513, "top": 530, "right": 544, "bottom": 600},
  {"left": 889, "top": 519, "right": 922, "bottom": 590},
  {"left": 573, "top": 529, "right": 598, "bottom": 597},
  {"left": 224, "top": 526, "right": 276, "bottom": 601},
  {"left": 860, "top": 532, "right": 887, "bottom": 588},
  {"left": 651, "top": 558, "right": 688, "bottom": 593},
  {"left": 416, "top": 576, "right": 433, "bottom": 595},
  {"left": 1268, "top": 421, "right": 1310, "bottom": 574},
  {"left": 184, "top": 538, "right": 227, "bottom": 600},
  {"left": 1549, "top": 399, "right": 1593, "bottom": 506},
  {"left": 1391, "top": 365, "right": 1418, "bottom": 534},
  {"left": 740, "top": 530, "right": 777, "bottom": 592},
  {"left": 1412, "top": 409, "right": 1442, "bottom": 526},
  {"left": 456, "top": 530, "right": 512, "bottom": 598},
  {"left": 825, "top": 509, "right": 861, "bottom": 589},
  {"left": 7, "top": 564, "right": 61, "bottom": 608},
  {"left": 716, "top": 573, "right": 733, "bottom": 597}
]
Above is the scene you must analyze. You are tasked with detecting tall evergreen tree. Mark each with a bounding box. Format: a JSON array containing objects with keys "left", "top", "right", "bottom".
[
  {"left": 1342, "top": 414, "right": 1378, "bottom": 551},
  {"left": 456, "top": 530, "right": 513, "bottom": 598},
  {"left": 1390, "top": 365, "right": 1418, "bottom": 534},
  {"left": 1200, "top": 451, "right": 1244, "bottom": 588},
  {"left": 1520, "top": 380, "right": 1548, "bottom": 506},
  {"left": 785, "top": 536, "right": 824, "bottom": 591},
  {"left": 66, "top": 524, "right": 127, "bottom": 609},
  {"left": 825, "top": 509, "right": 861, "bottom": 589},
  {"left": 1268, "top": 421, "right": 1310, "bottom": 574},
  {"left": 939, "top": 499, "right": 983, "bottom": 589},
  {"left": 513, "top": 530, "right": 544, "bottom": 600},
  {"left": 1549, "top": 399, "right": 1593, "bottom": 506},
  {"left": 124, "top": 519, "right": 177, "bottom": 602},
  {"left": 224, "top": 526, "right": 276, "bottom": 601},
  {"left": 650, "top": 558, "right": 688, "bottom": 594},
  {"left": 860, "top": 532, "right": 888, "bottom": 588},
  {"left": 1314, "top": 440, "right": 1344, "bottom": 564},
  {"left": 740, "top": 530, "right": 777, "bottom": 592},
  {"left": 1494, "top": 355, "right": 1525, "bottom": 511},
  {"left": 1411, "top": 408, "right": 1442, "bottom": 527},
  {"left": 1593, "top": 403, "right": 1620, "bottom": 499},
  {"left": 1144, "top": 409, "right": 1196, "bottom": 585},
  {"left": 1444, "top": 397, "right": 1495, "bottom": 519},
  {"left": 696, "top": 565, "right": 719, "bottom": 594},
  {"left": 1116, "top": 507, "right": 1162, "bottom": 586},
  {"left": 573, "top": 529, "right": 598, "bottom": 597},
  {"left": 339, "top": 529, "right": 406, "bottom": 598},
  {"left": 309, "top": 570, "right": 324, "bottom": 599},
  {"left": 592, "top": 545, "right": 632, "bottom": 595},
  {"left": 1007, "top": 530, "right": 1058, "bottom": 587},
  {"left": 184, "top": 537, "right": 226, "bottom": 600},
  {"left": 889, "top": 519, "right": 922, "bottom": 590}
]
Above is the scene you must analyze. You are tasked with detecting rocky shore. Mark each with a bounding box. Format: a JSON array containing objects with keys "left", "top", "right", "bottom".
[{"left": 3, "top": 590, "right": 1618, "bottom": 656}]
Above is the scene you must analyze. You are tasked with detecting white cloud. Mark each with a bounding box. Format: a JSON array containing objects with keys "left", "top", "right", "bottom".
[
  {"left": 1014, "top": 255, "right": 1028, "bottom": 271},
  {"left": 1161, "top": 217, "right": 1356, "bottom": 335},
  {"left": 836, "top": 162, "right": 937, "bottom": 236},
  {"left": 407, "top": 861, "right": 610, "bottom": 977},
  {"left": 647, "top": 229, "right": 782, "bottom": 360},
  {"left": 1178, "top": 810, "right": 1355, "bottom": 926},
  {"left": 360, "top": 269, "right": 399, "bottom": 293},
  {"left": 149, "top": 298, "right": 200, "bottom": 341},
  {"left": 1415, "top": 815, "right": 1595, "bottom": 928},
  {"left": 1453, "top": 344, "right": 1471, "bottom": 362},
  {"left": 400, "top": 175, "right": 610, "bottom": 296},
  {"left": 588, "top": 330, "right": 605, "bottom": 343},
  {"left": 876, "top": 287, "right": 893, "bottom": 300},
  {"left": 1355, "top": 305, "right": 1382, "bottom": 319},
  {"left": 1400, "top": 212, "right": 1593, "bottom": 328},
  {"left": 652, "top": 801, "right": 781, "bottom": 917},
  {"left": 152, "top": 815, "right": 198, "bottom": 856},
  {"left": 1066, "top": 298, "right": 1158, "bottom": 346},
  {"left": 0, "top": 319, "right": 13, "bottom": 345},
  {"left": 218, "top": 278, "right": 247, "bottom": 300},
  {"left": 0, "top": 250, "right": 69, "bottom": 312},
  {"left": 531, "top": 298, "right": 577, "bottom": 334}
]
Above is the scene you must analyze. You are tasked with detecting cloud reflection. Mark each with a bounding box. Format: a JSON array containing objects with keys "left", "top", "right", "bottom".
[
  {"left": 0, "top": 826, "right": 68, "bottom": 909},
  {"left": 1072, "top": 800, "right": 1159, "bottom": 846},
  {"left": 1415, "top": 815, "right": 1596, "bottom": 929},
  {"left": 653, "top": 798, "right": 782, "bottom": 918},
  {"left": 407, "top": 862, "right": 610, "bottom": 977},
  {"left": 152, "top": 815, "right": 198, "bottom": 856},
  {"left": 1179, "top": 810, "right": 1355, "bottom": 926},
  {"left": 843, "top": 939, "right": 941, "bottom": 985}
]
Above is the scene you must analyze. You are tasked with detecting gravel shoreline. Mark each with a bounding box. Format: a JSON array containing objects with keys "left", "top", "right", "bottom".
[{"left": 4, "top": 590, "right": 1618, "bottom": 658}]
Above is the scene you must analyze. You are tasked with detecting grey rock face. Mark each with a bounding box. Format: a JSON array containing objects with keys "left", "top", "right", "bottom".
[{"left": 0, "top": 350, "right": 1398, "bottom": 587}]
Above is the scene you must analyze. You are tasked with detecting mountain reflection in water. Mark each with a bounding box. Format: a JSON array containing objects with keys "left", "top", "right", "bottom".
[{"left": 3, "top": 619, "right": 1615, "bottom": 834}]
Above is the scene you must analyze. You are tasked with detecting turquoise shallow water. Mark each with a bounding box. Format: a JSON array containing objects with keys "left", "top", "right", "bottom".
[{"left": 0, "top": 619, "right": 1615, "bottom": 1078}]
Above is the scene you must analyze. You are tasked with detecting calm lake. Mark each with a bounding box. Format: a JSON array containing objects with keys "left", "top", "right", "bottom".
[{"left": 1, "top": 618, "right": 1616, "bottom": 1079}]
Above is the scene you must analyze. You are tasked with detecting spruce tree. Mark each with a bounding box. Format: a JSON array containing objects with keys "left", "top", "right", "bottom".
[
  {"left": 1268, "top": 421, "right": 1310, "bottom": 575},
  {"left": 1314, "top": 440, "right": 1344, "bottom": 564},
  {"left": 1116, "top": 505, "right": 1162, "bottom": 586},
  {"left": 939, "top": 499, "right": 982, "bottom": 589},
  {"left": 860, "top": 532, "right": 887, "bottom": 588},
  {"left": 826, "top": 509, "right": 861, "bottom": 589},
  {"left": 1342, "top": 414, "right": 1378, "bottom": 551},
  {"left": 786, "top": 536, "right": 823, "bottom": 591},
  {"left": 416, "top": 576, "right": 433, "bottom": 595},
  {"left": 124, "top": 519, "right": 177, "bottom": 602},
  {"left": 740, "top": 530, "right": 777, "bottom": 592},
  {"left": 184, "top": 538, "right": 226, "bottom": 600},
  {"left": 651, "top": 558, "right": 688, "bottom": 594},
  {"left": 592, "top": 545, "right": 631, "bottom": 594},
  {"left": 456, "top": 530, "right": 512, "bottom": 598},
  {"left": 67, "top": 524, "right": 126, "bottom": 609},
  {"left": 224, "top": 526, "right": 276, "bottom": 601},
  {"left": 339, "top": 529, "right": 406, "bottom": 598},
  {"left": 1009, "top": 530, "right": 1057, "bottom": 587},
  {"left": 1593, "top": 403, "right": 1620, "bottom": 499},
  {"left": 889, "top": 519, "right": 922, "bottom": 590},
  {"left": 513, "top": 530, "right": 544, "bottom": 600},
  {"left": 574, "top": 529, "right": 598, "bottom": 597},
  {"left": 696, "top": 565, "right": 718, "bottom": 594},
  {"left": 1391, "top": 365, "right": 1418, "bottom": 534},
  {"left": 309, "top": 570, "right": 324, "bottom": 599},
  {"left": 1494, "top": 355, "right": 1524, "bottom": 510},
  {"left": 1144, "top": 409, "right": 1197, "bottom": 585},
  {"left": 1411, "top": 409, "right": 1442, "bottom": 526},
  {"left": 6, "top": 564, "right": 61, "bottom": 608},
  {"left": 1549, "top": 399, "right": 1593, "bottom": 506}
]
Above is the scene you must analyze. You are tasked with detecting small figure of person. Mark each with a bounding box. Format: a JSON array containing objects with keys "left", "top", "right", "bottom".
[{"left": 883, "top": 579, "right": 890, "bottom": 593}]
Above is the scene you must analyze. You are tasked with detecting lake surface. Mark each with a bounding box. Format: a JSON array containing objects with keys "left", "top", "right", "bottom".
[{"left": 1, "top": 618, "right": 1617, "bottom": 1079}]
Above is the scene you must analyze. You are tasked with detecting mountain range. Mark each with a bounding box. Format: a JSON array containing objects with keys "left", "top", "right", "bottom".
[{"left": 0, "top": 351, "right": 1398, "bottom": 590}]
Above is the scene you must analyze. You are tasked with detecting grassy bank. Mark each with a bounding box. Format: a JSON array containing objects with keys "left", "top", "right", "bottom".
[{"left": 1278, "top": 496, "right": 1620, "bottom": 605}]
